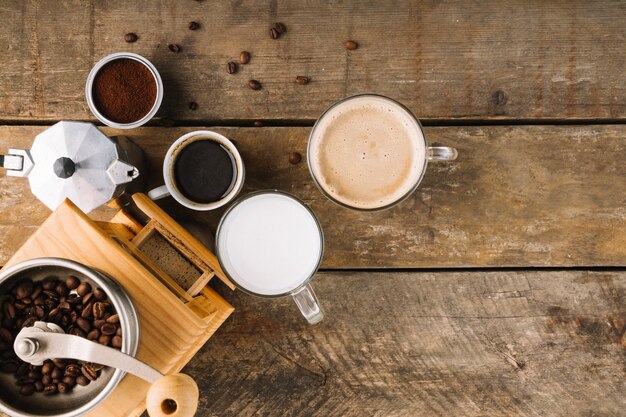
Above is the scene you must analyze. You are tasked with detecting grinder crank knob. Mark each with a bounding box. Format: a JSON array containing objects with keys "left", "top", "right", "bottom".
[{"left": 146, "top": 373, "right": 199, "bottom": 417}]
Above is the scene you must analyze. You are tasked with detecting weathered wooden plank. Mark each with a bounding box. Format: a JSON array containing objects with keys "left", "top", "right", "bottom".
[
  {"left": 0, "top": 0, "right": 625, "bottom": 122},
  {"left": 183, "top": 270, "right": 626, "bottom": 417},
  {"left": 0, "top": 125, "right": 625, "bottom": 268}
]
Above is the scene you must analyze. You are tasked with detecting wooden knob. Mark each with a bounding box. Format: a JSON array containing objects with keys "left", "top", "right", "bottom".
[{"left": 146, "top": 373, "right": 199, "bottom": 417}]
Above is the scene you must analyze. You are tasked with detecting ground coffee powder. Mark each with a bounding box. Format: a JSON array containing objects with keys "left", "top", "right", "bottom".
[{"left": 92, "top": 58, "right": 157, "bottom": 124}]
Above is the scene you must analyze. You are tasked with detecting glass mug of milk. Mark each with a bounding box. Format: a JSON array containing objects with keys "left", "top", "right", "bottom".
[
  {"left": 216, "top": 190, "right": 324, "bottom": 324},
  {"left": 307, "top": 94, "right": 458, "bottom": 210}
]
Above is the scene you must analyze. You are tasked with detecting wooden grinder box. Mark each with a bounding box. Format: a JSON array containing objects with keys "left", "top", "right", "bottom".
[{"left": 2, "top": 193, "right": 235, "bottom": 417}]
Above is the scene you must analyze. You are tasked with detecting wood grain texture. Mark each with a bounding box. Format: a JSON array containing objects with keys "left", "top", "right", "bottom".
[
  {"left": 0, "top": 0, "right": 624, "bottom": 123},
  {"left": 181, "top": 270, "right": 626, "bottom": 417},
  {"left": 1, "top": 125, "right": 625, "bottom": 268}
]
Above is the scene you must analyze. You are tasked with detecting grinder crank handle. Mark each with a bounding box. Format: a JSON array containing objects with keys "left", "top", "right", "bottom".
[{"left": 14, "top": 323, "right": 199, "bottom": 417}]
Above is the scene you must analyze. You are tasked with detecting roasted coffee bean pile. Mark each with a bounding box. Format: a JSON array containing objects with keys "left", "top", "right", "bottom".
[{"left": 0, "top": 276, "right": 122, "bottom": 396}]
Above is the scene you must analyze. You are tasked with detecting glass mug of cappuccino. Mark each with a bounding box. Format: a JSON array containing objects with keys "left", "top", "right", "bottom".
[
  {"left": 148, "top": 131, "right": 245, "bottom": 210},
  {"left": 307, "top": 94, "right": 458, "bottom": 210},
  {"left": 216, "top": 190, "right": 325, "bottom": 325}
]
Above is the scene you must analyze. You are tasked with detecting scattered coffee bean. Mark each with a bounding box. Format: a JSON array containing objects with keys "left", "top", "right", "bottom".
[
  {"left": 188, "top": 21, "right": 200, "bottom": 30},
  {"left": 168, "top": 43, "right": 181, "bottom": 53},
  {"left": 43, "top": 384, "right": 57, "bottom": 395},
  {"left": 16, "top": 281, "right": 34, "bottom": 299},
  {"left": 295, "top": 76, "right": 310, "bottom": 85},
  {"left": 124, "top": 33, "right": 138, "bottom": 43},
  {"left": 189, "top": 101, "right": 198, "bottom": 111},
  {"left": 345, "top": 40, "right": 358, "bottom": 50},
  {"left": 274, "top": 22, "right": 287, "bottom": 34},
  {"left": 239, "top": 51, "right": 250, "bottom": 64},
  {"left": 227, "top": 61, "right": 238, "bottom": 74},
  {"left": 270, "top": 27, "right": 279, "bottom": 39},
  {"left": 248, "top": 79, "right": 262, "bottom": 90},
  {"left": 253, "top": 120, "right": 263, "bottom": 127},
  {"left": 76, "top": 282, "right": 91, "bottom": 297},
  {"left": 289, "top": 152, "right": 302, "bottom": 165}
]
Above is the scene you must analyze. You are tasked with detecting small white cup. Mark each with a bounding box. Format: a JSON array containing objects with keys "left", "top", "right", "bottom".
[{"left": 148, "top": 131, "right": 245, "bottom": 211}]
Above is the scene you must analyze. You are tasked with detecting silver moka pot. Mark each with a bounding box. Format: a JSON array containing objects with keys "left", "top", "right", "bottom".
[{"left": 0, "top": 121, "right": 145, "bottom": 213}]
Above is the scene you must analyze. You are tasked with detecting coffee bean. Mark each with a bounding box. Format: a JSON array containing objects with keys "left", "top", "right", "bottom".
[
  {"left": 34, "top": 305, "right": 45, "bottom": 319},
  {"left": 52, "top": 358, "right": 66, "bottom": 369},
  {"left": 82, "top": 302, "right": 94, "bottom": 318},
  {"left": 34, "top": 380, "right": 44, "bottom": 392},
  {"left": 344, "top": 40, "right": 358, "bottom": 50},
  {"left": 90, "top": 362, "right": 105, "bottom": 372},
  {"left": 227, "top": 61, "right": 238, "bottom": 74},
  {"left": 17, "top": 362, "right": 29, "bottom": 377},
  {"left": 87, "top": 328, "right": 100, "bottom": 341},
  {"left": 295, "top": 76, "right": 310, "bottom": 85},
  {"left": 1, "top": 350, "right": 15, "bottom": 360},
  {"left": 188, "top": 21, "right": 200, "bottom": 30},
  {"left": 81, "top": 363, "right": 97, "bottom": 381},
  {"left": 168, "top": 43, "right": 181, "bottom": 53},
  {"left": 116, "top": 326, "right": 122, "bottom": 336},
  {"left": 270, "top": 27, "right": 279, "bottom": 39},
  {"left": 0, "top": 327, "right": 13, "bottom": 343},
  {"left": 124, "top": 33, "right": 138, "bottom": 43},
  {"left": 27, "top": 369, "right": 40, "bottom": 379},
  {"left": 19, "top": 384, "right": 35, "bottom": 396},
  {"left": 3, "top": 302, "right": 15, "bottom": 320},
  {"left": 112, "top": 335, "right": 123, "bottom": 348},
  {"left": 62, "top": 375, "right": 77, "bottom": 388},
  {"left": 76, "top": 282, "right": 91, "bottom": 297},
  {"left": 65, "top": 363, "right": 81, "bottom": 377},
  {"left": 253, "top": 120, "right": 263, "bottom": 127},
  {"left": 30, "top": 285, "right": 42, "bottom": 300},
  {"left": 51, "top": 367, "right": 63, "bottom": 380},
  {"left": 41, "top": 361, "right": 54, "bottom": 375},
  {"left": 239, "top": 51, "right": 250, "bottom": 64},
  {"left": 105, "top": 314, "right": 119, "bottom": 324},
  {"left": 66, "top": 293, "right": 80, "bottom": 305},
  {"left": 274, "top": 22, "right": 287, "bottom": 34},
  {"left": 55, "top": 283, "right": 69, "bottom": 297},
  {"left": 93, "top": 319, "right": 106, "bottom": 329},
  {"left": 43, "top": 384, "right": 57, "bottom": 395},
  {"left": 98, "top": 334, "right": 111, "bottom": 346},
  {"left": 248, "top": 79, "right": 262, "bottom": 90},
  {"left": 189, "top": 101, "right": 198, "bottom": 111},
  {"left": 76, "top": 375, "right": 89, "bottom": 386},
  {"left": 16, "top": 281, "right": 34, "bottom": 299},
  {"left": 76, "top": 317, "right": 92, "bottom": 333},
  {"left": 42, "top": 374, "right": 52, "bottom": 385},
  {"left": 93, "top": 288, "right": 107, "bottom": 301},
  {"left": 65, "top": 276, "right": 80, "bottom": 290},
  {"left": 82, "top": 292, "right": 94, "bottom": 306},
  {"left": 42, "top": 278, "right": 57, "bottom": 291},
  {"left": 21, "top": 316, "right": 36, "bottom": 328},
  {"left": 101, "top": 323, "right": 117, "bottom": 336},
  {"left": 57, "top": 382, "right": 69, "bottom": 394},
  {"left": 69, "top": 327, "right": 86, "bottom": 338},
  {"left": 58, "top": 301, "right": 70, "bottom": 311},
  {"left": 289, "top": 152, "right": 302, "bottom": 165},
  {"left": 93, "top": 302, "right": 107, "bottom": 319}
]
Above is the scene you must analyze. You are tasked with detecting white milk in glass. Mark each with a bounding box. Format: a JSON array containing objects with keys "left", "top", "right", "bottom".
[{"left": 217, "top": 193, "right": 323, "bottom": 296}]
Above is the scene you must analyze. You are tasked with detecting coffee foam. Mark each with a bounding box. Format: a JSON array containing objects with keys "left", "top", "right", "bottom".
[{"left": 309, "top": 95, "right": 426, "bottom": 209}]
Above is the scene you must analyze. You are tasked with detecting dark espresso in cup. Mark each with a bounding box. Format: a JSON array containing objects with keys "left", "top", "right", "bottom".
[{"left": 173, "top": 139, "right": 237, "bottom": 203}]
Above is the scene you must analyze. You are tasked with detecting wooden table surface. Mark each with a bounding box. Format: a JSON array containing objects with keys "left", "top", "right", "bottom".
[{"left": 0, "top": 1, "right": 625, "bottom": 416}]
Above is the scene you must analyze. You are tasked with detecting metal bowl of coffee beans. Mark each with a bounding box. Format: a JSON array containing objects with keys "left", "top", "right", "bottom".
[{"left": 0, "top": 257, "right": 139, "bottom": 417}]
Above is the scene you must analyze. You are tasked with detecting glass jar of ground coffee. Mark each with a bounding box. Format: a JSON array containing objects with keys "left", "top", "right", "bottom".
[{"left": 86, "top": 52, "right": 163, "bottom": 129}]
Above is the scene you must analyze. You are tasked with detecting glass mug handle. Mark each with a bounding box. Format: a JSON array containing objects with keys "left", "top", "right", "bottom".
[
  {"left": 292, "top": 284, "right": 324, "bottom": 325},
  {"left": 428, "top": 146, "right": 458, "bottom": 161},
  {"left": 147, "top": 185, "right": 170, "bottom": 200}
]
